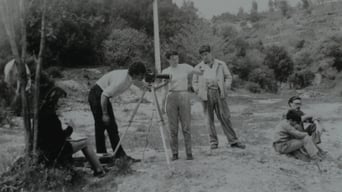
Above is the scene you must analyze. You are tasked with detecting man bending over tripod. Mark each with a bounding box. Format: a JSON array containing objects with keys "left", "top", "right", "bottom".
[{"left": 88, "top": 62, "right": 148, "bottom": 163}]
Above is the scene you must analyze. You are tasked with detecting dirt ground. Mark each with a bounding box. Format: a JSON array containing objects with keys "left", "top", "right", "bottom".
[{"left": 1, "top": 69, "right": 342, "bottom": 192}]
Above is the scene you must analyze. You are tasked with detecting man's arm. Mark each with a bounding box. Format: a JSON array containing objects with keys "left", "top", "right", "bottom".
[
  {"left": 101, "top": 94, "right": 110, "bottom": 115},
  {"left": 192, "top": 65, "right": 201, "bottom": 93},
  {"left": 286, "top": 124, "right": 308, "bottom": 139},
  {"left": 132, "top": 80, "right": 150, "bottom": 91},
  {"left": 222, "top": 62, "right": 233, "bottom": 89}
]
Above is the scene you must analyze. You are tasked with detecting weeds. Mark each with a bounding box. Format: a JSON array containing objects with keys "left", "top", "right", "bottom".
[{"left": 0, "top": 156, "right": 82, "bottom": 192}]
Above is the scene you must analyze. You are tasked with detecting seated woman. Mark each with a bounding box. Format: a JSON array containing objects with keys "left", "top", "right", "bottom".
[{"left": 37, "top": 86, "right": 105, "bottom": 177}]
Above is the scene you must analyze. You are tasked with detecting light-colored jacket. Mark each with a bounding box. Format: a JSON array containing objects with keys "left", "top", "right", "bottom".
[{"left": 193, "top": 59, "right": 232, "bottom": 101}]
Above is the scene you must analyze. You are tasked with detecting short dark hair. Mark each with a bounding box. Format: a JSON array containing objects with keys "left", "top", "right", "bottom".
[
  {"left": 128, "top": 62, "right": 146, "bottom": 76},
  {"left": 288, "top": 96, "right": 301, "bottom": 106},
  {"left": 286, "top": 109, "right": 302, "bottom": 123},
  {"left": 165, "top": 50, "right": 178, "bottom": 60},
  {"left": 199, "top": 45, "right": 211, "bottom": 54}
]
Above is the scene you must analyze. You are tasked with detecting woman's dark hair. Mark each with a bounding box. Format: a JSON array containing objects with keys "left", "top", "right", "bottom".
[
  {"left": 40, "top": 86, "right": 67, "bottom": 112},
  {"left": 288, "top": 96, "right": 301, "bottom": 106},
  {"left": 165, "top": 50, "right": 178, "bottom": 60},
  {"left": 286, "top": 109, "right": 302, "bottom": 123},
  {"left": 128, "top": 61, "right": 146, "bottom": 76}
]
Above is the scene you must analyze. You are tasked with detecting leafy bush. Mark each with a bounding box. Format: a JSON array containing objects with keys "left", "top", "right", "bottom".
[
  {"left": 26, "top": 0, "right": 110, "bottom": 67},
  {"left": 170, "top": 19, "right": 224, "bottom": 65},
  {"left": 264, "top": 45, "right": 294, "bottom": 83},
  {"left": 246, "top": 82, "right": 261, "bottom": 93},
  {"left": 230, "top": 56, "right": 253, "bottom": 81},
  {"left": 293, "top": 51, "right": 313, "bottom": 70},
  {"left": 288, "top": 70, "right": 315, "bottom": 89},
  {"left": 248, "top": 67, "right": 278, "bottom": 93},
  {"left": 103, "top": 28, "right": 153, "bottom": 68},
  {"left": 319, "top": 35, "right": 342, "bottom": 71}
]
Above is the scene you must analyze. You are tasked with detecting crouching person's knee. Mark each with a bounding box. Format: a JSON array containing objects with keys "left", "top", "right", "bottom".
[{"left": 303, "top": 135, "right": 312, "bottom": 144}]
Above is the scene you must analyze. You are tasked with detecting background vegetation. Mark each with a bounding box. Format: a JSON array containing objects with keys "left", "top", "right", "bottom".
[{"left": 1, "top": 0, "right": 342, "bottom": 92}]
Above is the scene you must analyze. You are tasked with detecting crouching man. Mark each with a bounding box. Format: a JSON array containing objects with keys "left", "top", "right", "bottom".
[{"left": 273, "top": 109, "right": 323, "bottom": 162}]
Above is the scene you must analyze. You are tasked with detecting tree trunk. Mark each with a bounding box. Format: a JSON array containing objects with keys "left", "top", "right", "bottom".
[
  {"left": 0, "top": 0, "right": 32, "bottom": 157},
  {"left": 33, "top": 0, "right": 47, "bottom": 155}
]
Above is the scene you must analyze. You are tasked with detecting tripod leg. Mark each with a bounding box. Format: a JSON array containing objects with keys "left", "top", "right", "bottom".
[
  {"left": 151, "top": 87, "right": 171, "bottom": 166},
  {"left": 112, "top": 89, "right": 147, "bottom": 157}
]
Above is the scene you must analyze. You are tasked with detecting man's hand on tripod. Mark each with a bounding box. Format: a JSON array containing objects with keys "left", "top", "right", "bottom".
[{"left": 102, "top": 113, "right": 110, "bottom": 125}]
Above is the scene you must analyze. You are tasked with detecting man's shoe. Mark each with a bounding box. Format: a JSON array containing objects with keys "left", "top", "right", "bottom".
[
  {"left": 186, "top": 154, "right": 194, "bottom": 160},
  {"left": 230, "top": 142, "right": 246, "bottom": 149},
  {"left": 210, "top": 145, "right": 218, "bottom": 149},
  {"left": 93, "top": 170, "right": 106, "bottom": 178},
  {"left": 171, "top": 154, "right": 179, "bottom": 161},
  {"left": 125, "top": 156, "right": 141, "bottom": 163}
]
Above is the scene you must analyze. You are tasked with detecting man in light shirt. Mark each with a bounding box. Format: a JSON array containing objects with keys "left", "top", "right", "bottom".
[
  {"left": 88, "top": 62, "right": 147, "bottom": 162},
  {"left": 161, "top": 50, "right": 202, "bottom": 161},
  {"left": 193, "top": 45, "right": 245, "bottom": 150}
]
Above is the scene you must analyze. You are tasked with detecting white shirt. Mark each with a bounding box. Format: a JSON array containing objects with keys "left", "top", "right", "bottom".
[
  {"left": 162, "top": 64, "right": 194, "bottom": 91},
  {"left": 96, "top": 69, "right": 133, "bottom": 98}
]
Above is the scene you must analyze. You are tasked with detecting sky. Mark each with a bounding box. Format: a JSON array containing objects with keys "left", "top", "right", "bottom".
[{"left": 172, "top": 0, "right": 301, "bottom": 19}]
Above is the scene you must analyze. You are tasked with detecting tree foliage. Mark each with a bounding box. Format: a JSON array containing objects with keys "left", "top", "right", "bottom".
[
  {"left": 319, "top": 35, "right": 342, "bottom": 71},
  {"left": 103, "top": 28, "right": 153, "bottom": 69},
  {"left": 170, "top": 19, "right": 224, "bottom": 65},
  {"left": 264, "top": 45, "right": 294, "bottom": 82}
]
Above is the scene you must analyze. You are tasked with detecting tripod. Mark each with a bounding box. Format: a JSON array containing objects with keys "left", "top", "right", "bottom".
[{"left": 112, "top": 82, "right": 171, "bottom": 166}]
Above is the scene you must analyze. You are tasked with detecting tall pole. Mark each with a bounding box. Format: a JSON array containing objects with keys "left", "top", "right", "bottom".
[{"left": 153, "top": 0, "right": 161, "bottom": 73}]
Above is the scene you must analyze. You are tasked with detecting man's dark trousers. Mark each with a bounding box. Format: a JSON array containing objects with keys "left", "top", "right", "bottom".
[{"left": 88, "top": 84, "right": 126, "bottom": 158}]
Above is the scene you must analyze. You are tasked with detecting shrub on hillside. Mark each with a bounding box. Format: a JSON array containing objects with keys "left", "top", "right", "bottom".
[
  {"left": 231, "top": 75, "right": 245, "bottom": 90},
  {"left": 293, "top": 51, "right": 313, "bottom": 70},
  {"left": 230, "top": 56, "right": 253, "bottom": 81},
  {"left": 288, "top": 69, "right": 315, "bottom": 89},
  {"left": 26, "top": 0, "right": 109, "bottom": 67},
  {"left": 246, "top": 82, "right": 261, "bottom": 93},
  {"left": 248, "top": 67, "right": 278, "bottom": 93},
  {"left": 319, "top": 35, "right": 342, "bottom": 71},
  {"left": 103, "top": 28, "right": 153, "bottom": 68},
  {"left": 264, "top": 45, "right": 294, "bottom": 83}
]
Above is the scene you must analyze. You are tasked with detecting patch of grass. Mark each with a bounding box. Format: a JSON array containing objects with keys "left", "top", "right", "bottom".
[
  {"left": 0, "top": 156, "right": 86, "bottom": 192},
  {"left": 0, "top": 143, "right": 23, "bottom": 174}
]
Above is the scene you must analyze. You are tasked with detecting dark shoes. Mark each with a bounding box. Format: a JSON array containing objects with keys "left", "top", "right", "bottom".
[
  {"left": 124, "top": 155, "right": 141, "bottom": 163},
  {"left": 230, "top": 142, "right": 246, "bottom": 149},
  {"left": 186, "top": 154, "right": 194, "bottom": 160},
  {"left": 93, "top": 170, "right": 106, "bottom": 178},
  {"left": 171, "top": 154, "right": 193, "bottom": 160},
  {"left": 171, "top": 154, "right": 179, "bottom": 161}
]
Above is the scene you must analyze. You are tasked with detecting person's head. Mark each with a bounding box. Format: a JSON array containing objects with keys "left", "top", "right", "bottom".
[
  {"left": 128, "top": 61, "right": 146, "bottom": 81},
  {"left": 165, "top": 50, "right": 179, "bottom": 67},
  {"left": 199, "top": 44, "right": 213, "bottom": 64},
  {"left": 288, "top": 96, "right": 302, "bottom": 110},
  {"left": 40, "top": 86, "right": 67, "bottom": 114},
  {"left": 286, "top": 109, "right": 302, "bottom": 127}
]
